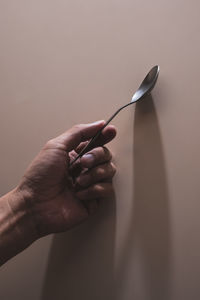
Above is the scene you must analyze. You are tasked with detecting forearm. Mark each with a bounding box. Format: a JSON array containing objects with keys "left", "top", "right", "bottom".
[{"left": 0, "top": 189, "right": 37, "bottom": 266}]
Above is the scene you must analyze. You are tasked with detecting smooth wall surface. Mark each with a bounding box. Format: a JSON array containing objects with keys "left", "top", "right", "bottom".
[{"left": 0, "top": 1, "right": 200, "bottom": 299}]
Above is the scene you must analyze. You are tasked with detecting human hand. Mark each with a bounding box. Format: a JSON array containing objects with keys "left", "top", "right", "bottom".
[{"left": 16, "top": 121, "right": 116, "bottom": 238}]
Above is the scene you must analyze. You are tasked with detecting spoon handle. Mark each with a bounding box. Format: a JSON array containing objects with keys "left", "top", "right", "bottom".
[{"left": 69, "top": 102, "right": 131, "bottom": 166}]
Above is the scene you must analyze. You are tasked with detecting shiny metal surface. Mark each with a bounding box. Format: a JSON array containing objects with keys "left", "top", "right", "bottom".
[{"left": 131, "top": 65, "right": 160, "bottom": 103}]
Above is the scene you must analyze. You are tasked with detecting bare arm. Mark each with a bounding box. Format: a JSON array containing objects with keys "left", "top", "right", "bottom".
[{"left": 0, "top": 190, "right": 37, "bottom": 265}]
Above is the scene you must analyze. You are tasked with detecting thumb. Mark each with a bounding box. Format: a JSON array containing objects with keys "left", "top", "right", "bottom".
[{"left": 54, "top": 120, "right": 105, "bottom": 152}]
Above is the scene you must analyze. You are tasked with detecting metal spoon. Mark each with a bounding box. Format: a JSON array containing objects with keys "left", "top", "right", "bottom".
[{"left": 70, "top": 65, "right": 160, "bottom": 166}]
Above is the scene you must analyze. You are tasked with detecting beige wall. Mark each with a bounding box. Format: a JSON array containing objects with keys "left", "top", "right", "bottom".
[{"left": 1, "top": 1, "right": 200, "bottom": 299}]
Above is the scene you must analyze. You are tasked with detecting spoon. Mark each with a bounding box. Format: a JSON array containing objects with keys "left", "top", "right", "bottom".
[{"left": 70, "top": 65, "right": 160, "bottom": 166}]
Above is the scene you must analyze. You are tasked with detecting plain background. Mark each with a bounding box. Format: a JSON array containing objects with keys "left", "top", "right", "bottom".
[{"left": 0, "top": 1, "right": 200, "bottom": 299}]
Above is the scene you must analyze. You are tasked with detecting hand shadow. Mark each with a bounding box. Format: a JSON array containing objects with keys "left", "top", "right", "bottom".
[
  {"left": 115, "top": 95, "right": 172, "bottom": 300},
  {"left": 41, "top": 196, "right": 116, "bottom": 300}
]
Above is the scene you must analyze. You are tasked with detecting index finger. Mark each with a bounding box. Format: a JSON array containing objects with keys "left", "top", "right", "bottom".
[
  {"left": 53, "top": 120, "right": 105, "bottom": 152},
  {"left": 75, "top": 125, "right": 117, "bottom": 154}
]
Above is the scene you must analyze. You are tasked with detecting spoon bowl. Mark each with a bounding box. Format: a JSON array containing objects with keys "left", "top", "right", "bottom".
[
  {"left": 131, "top": 65, "right": 160, "bottom": 103},
  {"left": 70, "top": 65, "right": 160, "bottom": 166}
]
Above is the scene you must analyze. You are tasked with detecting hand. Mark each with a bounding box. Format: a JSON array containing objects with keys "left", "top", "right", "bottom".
[{"left": 16, "top": 121, "right": 117, "bottom": 238}]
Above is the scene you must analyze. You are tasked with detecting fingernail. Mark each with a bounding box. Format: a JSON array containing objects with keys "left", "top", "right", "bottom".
[{"left": 81, "top": 153, "right": 94, "bottom": 167}]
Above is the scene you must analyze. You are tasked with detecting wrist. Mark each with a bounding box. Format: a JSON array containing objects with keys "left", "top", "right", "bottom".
[
  {"left": 6, "top": 188, "right": 39, "bottom": 246},
  {"left": 0, "top": 188, "right": 39, "bottom": 265}
]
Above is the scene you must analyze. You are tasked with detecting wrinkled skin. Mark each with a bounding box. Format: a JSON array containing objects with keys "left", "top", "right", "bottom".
[{"left": 17, "top": 121, "right": 117, "bottom": 237}]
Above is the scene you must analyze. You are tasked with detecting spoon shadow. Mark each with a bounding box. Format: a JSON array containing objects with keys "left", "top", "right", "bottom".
[{"left": 115, "top": 95, "right": 172, "bottom": 300}]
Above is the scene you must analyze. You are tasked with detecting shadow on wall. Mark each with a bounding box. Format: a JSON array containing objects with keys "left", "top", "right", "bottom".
[
  {"left": 115, "top": 95, "right": 172, "bottom": 300},
  {"left": 41, "top": 95, "right": 171, "bottom": 300},
  {"left": 41, "top": 196, "right": 116, "bottom": 300}
]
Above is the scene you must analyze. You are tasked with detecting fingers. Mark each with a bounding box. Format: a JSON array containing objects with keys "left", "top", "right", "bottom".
[
  {"left": 45, "top": 121, "right": 116, "bottom": 159},
  {"left": 50, "top": 120, "right": 106, "bottom": 152},
  {"left": 96, "top": 125, "right": 117, "bottom": 146},
  {"left": 81, "top": 146, "right": 112, "bottom": 168},
  {"left": 74, "top": 146, "right": 116, "bottom": 211},
  {"left": 76, "top": 182, "right": 115, "bottom": 201},
  {"left": 69, "top": 145, "right": 114, "bottom": 178},
  {"left": 75, "top": 125, "right": 117, "bottom": 153},
  {"left": 77, "top": 162, "right": 116, "bottom": 187},
  {"left": 73, "top": 145, "right": 116, "bottom": 214}
]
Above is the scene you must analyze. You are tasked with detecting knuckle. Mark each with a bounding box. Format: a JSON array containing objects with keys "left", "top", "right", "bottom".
[
  {"left": 110, "top": 162, "right": 117, "bottom": 175},
  {"left": 44, "top": 139, "right": 55, "bottom": 149},
  {"left": 92, "top": 184, "right": 103, "bottom": 194},
  {"left": 103, "top": 146, "right": 112, "bottom": 159},
  {"left": 92, "top": 162, "right": 116, "bottom": 181},
  {"left": 95, "top": 167, "right": 105, "bottom": 178},
  {"left": 89, "top": 183, "right": 114, "bottom": 199}
]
